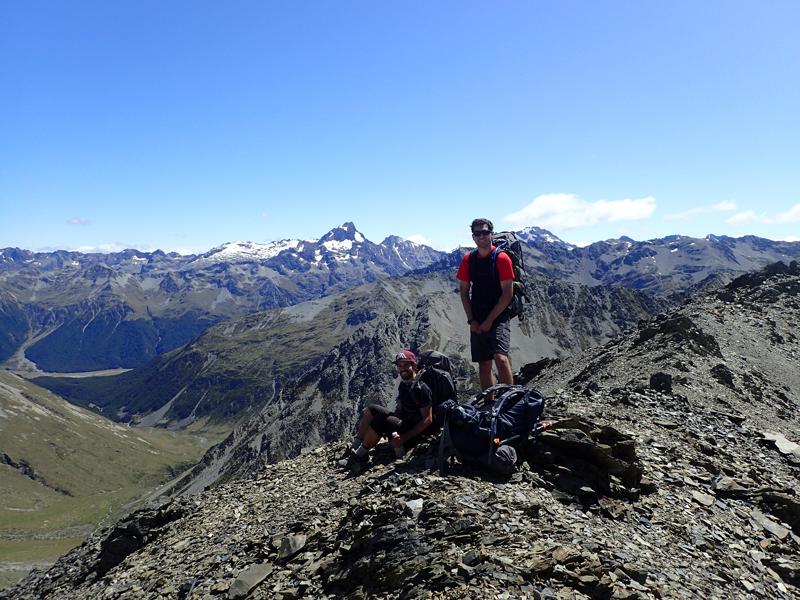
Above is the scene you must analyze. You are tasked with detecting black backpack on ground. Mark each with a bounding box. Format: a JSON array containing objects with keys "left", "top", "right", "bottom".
[
  {"left": 436, "top": 384, "right": 546, "bottom": 474},
  {"left": 415, "top": 351, "right": 456, "bottom": 427},
  {"left": 470, "top": 231, "right": 530, "bottom": 320}
]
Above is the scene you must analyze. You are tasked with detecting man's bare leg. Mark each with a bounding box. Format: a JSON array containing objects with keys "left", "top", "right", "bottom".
[
  {"left": 494, "top": 353, "right": 513, "bottom": 385},
  {"left": 478, "top": 360, "right": 495, "bottom": 390},
  {"left": 356, "top": 407, "right": 373, "bottom": 440}
]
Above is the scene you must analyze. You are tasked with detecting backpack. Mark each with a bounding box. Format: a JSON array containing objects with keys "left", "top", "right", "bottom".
[
  {"left": 436, "top": 384, "right": 546, "bottom": 474},
  {"left": 415, "top": 351, "right": 456, "bottom": 426},
  {"left": 470, "top": 231, "right": 529, "bottom": 320}
]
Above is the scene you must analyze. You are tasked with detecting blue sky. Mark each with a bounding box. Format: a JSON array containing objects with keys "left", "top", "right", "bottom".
[{"left": 2, "top": 1, "right": 798, "bottom": 254}]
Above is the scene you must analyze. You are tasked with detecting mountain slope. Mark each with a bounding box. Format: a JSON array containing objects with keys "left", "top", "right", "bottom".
[
  {"left": 5, "top": 263, "right": 799, "bottom": 599},
  {"left": 117, "top": 273, "right": 664, "bottom": 496},
  {"left": 531, "top": 260, "right": 800, "bottom": 434},
  {"left": 0, "top": 372, "right": 215, "bottom": 588},
  {"left": 34, "top": 271, "right": 667, "bottom": 435}
]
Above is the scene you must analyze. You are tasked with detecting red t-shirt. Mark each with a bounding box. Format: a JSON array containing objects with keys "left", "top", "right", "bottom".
[{"left": 456, "top": 248, "right": 514, "bottom": 282}]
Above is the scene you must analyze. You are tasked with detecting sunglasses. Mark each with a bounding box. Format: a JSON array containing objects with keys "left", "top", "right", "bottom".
[{"left": 472, "top": 230, "right": 492, "bottom": 237}]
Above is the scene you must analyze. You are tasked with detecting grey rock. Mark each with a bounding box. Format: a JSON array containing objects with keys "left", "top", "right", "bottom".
[
  {"left": 278, "top": 535, "right": 307, "bottom": 560},
  {"left": 761, "top": 431, "right": 800, "bottom": 458},
  {"left": 751, "top": 509, "right": 791, "bottom": 540},
  {"left": 692, "top": 491, "right": 716, "bottom": 507},
  {"left": 404, "top": 498, "right": 424, "bottom": 517},
  {"left": 228, "top": 563, "right": 274, "bottom": 598}
]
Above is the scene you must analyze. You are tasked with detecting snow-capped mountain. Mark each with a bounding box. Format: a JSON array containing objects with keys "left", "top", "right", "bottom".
[
  {"left": 0, "top": 224, "right": 445, "bottom": 372},
  {"left": 515, "top": 225, "right": 575, "bottom": 250},
  {"left": 192, "top": 239, "right": 304, "bottom": 264},
  {"left": 189, "top": 223, "right": 441, "bottom": 273},
  {"left": 1, "top": 223, "right": 798, "bottom": 373}
]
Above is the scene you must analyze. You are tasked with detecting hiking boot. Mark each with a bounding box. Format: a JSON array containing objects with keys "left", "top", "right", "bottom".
[
  {"left": 338, "top": 445, "right": 356, "bottom": 463},
  {"left": 349, "top": 452, "right": 370, "bottom": 474},
  {"left": 338, "top": 449, "right": 369, "bottom": 472}
]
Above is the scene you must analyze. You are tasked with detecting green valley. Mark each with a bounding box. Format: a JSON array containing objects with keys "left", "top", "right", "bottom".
[{"left": 0, "top": 371, "right": 219, "bottom": 588}]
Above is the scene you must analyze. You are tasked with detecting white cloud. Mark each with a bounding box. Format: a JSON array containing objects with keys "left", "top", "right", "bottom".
[
  {"left": 727, "top": 210, "right": 760, "bottom": 225},
  {"left": 664, "top": 200, "right": 737, "bottom": 221},
  {"left": 503, "top": 193, "right": 656, "bottom": 231},
  {"left": 406, "top": 234, "right": 434, "bottom": 247},
  {"left": 785, "top": 236, "right": 800, "bottom": 242},
  {"left": 73, "top": 242, "right": 191, "bottom": 254},
  {"left": 67, "top": 217, "right": 91, "bottom": 226},
  {"left": 75, "top": 243, "right": 130, "bottom": 253},
  {"left": 727, "top": 203, "right": 800, "bottom": 225},
  {"left": 775, "top": 203, "right": 800, "bottom": 224}
]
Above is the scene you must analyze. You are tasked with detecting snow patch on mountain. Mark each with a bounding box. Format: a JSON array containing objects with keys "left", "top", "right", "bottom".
[
  {"left": 193, "top": 240, "right": 303, "bottom": 264},
  {"left": 516, "top": 226, "right": 574, "bottom": 249},
  {"left": 321, "top": 239, "right": 354, "bottom": 253}
]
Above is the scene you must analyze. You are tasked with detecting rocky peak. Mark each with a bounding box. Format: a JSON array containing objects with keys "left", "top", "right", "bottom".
[
  {"left": 380, "top": 235, "right": 412, "bottom": 247},
  {"left": 516, "top": 226, "right": 573, "bottom": 249},
  {"left": 318, "top": 222, "right": 365, "bottom": 244}
]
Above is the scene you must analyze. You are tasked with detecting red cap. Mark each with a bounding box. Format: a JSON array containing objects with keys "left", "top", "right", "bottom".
[{"left": 394, "top": 350, "right": 417, "bottom": 364}]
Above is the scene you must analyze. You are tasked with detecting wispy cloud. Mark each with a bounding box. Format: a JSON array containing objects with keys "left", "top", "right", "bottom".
[
  {"left": 785, "top": 236, "right": 800, "bottom": 242},
  {"left": 75, "top": 243, "right": 130, "bottom": 253},
  {"left": 406, "top": 234, "right": 434, "bottom": 247},
  {"left": 564, "top": 239, "right": 592, "bottom": 248},
  {"left": 727, "top": 210, "right": 759, "bottom": 225},
  {"left": 71, "top": 242, "right": 198, "bottom": 255},
  {"left": 503, "top": 193, "right": 656, "bottom": 230},
  {"left": 67, "top": 217, "right": 91, "bottom": 226},
  {"left": 776, "top": 204, "right": 800, "bottom": 224},
  {"left": 664, "top": 201, "right": 737, "bottom": 221},
  {"left": 727, "top": 203, "right": 800, "bottom": 225}
]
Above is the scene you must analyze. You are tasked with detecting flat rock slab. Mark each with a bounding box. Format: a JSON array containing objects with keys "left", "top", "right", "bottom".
[
  {"left": 278, "top": 535, "right": 307, "bottom": 560},
  {"left": 228, "top": 563, "right": 274, "bottom": 599},
  {"left": 751, "top": 509, "right": 791, "bottom": 541},
  {"left": 692, "top": 491, "right": 716, "bottom": 507},
  {"left": 762, "top": 431, "right": 800, "bottom": 458}
]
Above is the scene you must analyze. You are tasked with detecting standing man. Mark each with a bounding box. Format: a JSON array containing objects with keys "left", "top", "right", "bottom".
[
  {"left": 457, "top": 218, "right": 514, "bottom": 391},
  {"left": 345, "top": 350, "right": 433, "bottom": 468}
]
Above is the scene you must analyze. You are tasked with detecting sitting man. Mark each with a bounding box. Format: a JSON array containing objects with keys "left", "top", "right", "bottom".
[{"left": 346, "top": 349, "right": 433, "bottom": 467}]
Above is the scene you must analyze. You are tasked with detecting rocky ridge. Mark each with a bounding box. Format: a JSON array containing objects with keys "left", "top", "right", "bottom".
[
  {"left": 4, "top": 262, "right": 799, "bottom": 599},
  {"left": 33, "top": 272, "right": 666, "bottom": 436}
]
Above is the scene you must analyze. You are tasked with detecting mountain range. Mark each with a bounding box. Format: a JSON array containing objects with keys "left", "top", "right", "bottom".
[
  {"left": 0, "top": 223, "right": 441, "bottom": 372},
  {"left": 2, "top": 224, "right": 799, "bottom": 373}
]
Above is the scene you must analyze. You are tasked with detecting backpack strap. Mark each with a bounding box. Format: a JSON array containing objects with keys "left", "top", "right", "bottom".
[
  {"left": 486, "top": 385, "right": 518, "bottom": 465},
  {"left": 467, "top": 249, "right": 478, "bottom": 281},
  {"left": 489, "top": 239, "right": 507, "bottom": 281},
  {"left": 437, "top": 413, "right": 451, "bottom": 474}
]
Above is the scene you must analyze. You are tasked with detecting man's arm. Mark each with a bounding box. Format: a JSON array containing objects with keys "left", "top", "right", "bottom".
[
  {"left": 477, "top": 279, "right": 513, "bottom": 333},
  {"left": 394, "top": 405, "right": 433, "bottom": 446},
  {"left": 460, "top": 280, "right": 480, "bottom": 334}
]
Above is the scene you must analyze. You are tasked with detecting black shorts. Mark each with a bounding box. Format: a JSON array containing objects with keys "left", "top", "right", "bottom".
[
  {"left": 368, "top": 404, "right": 406, "bottom": 435},
  {"left": 470, "top": 315, "right": 511, "bottom": 362},
  {"left": 367, "top": 405, "right": 431, "bottom": 447}
]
